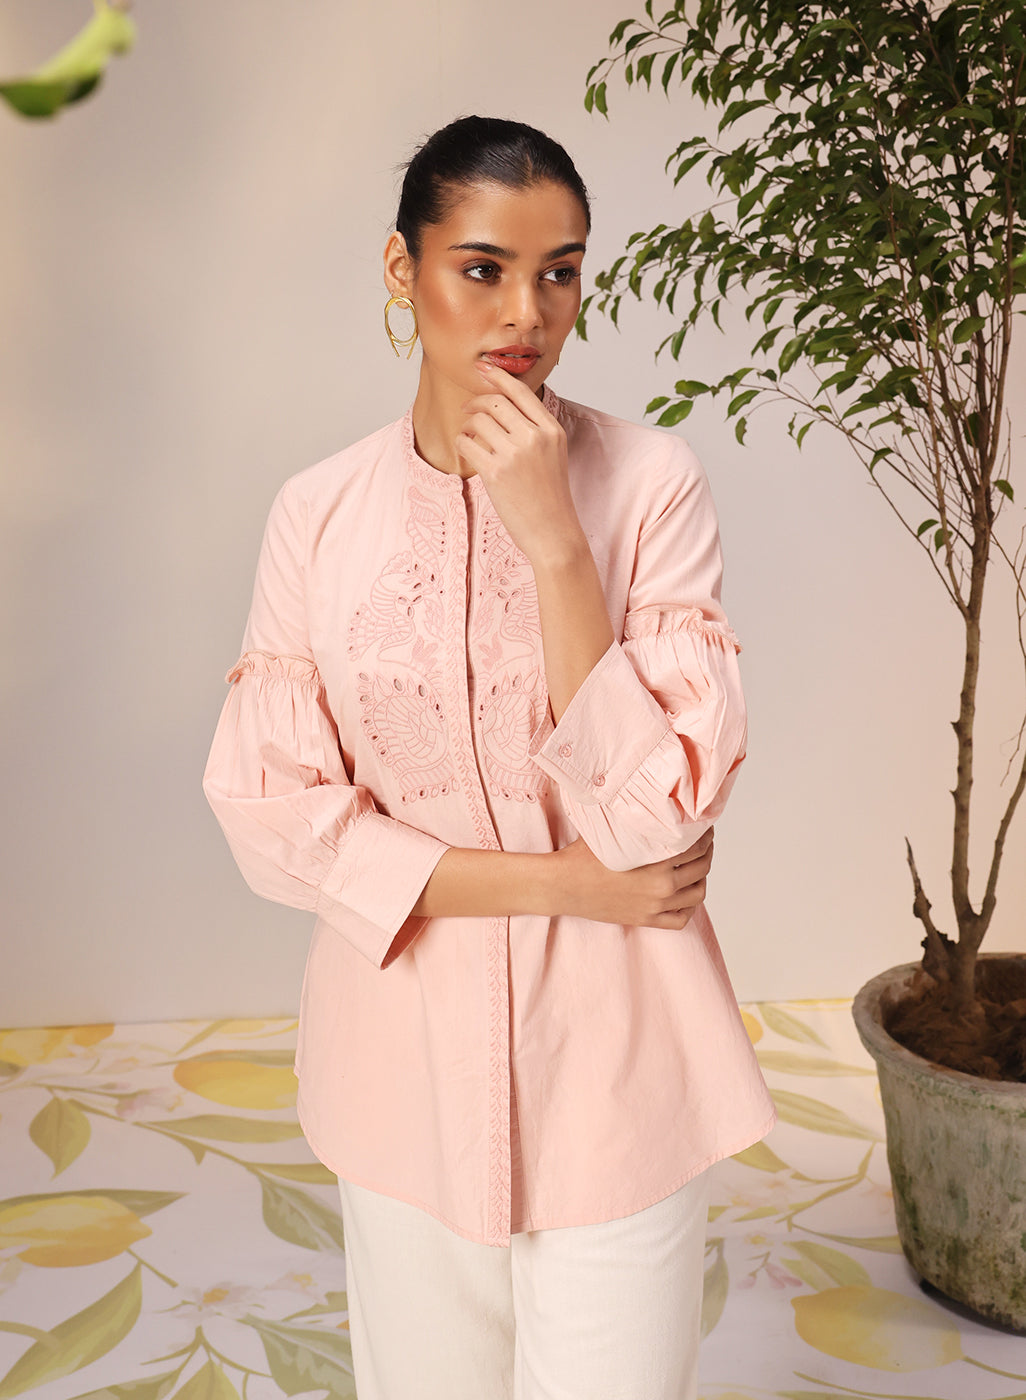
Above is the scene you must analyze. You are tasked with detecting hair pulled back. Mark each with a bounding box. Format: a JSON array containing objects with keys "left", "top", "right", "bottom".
[{"left": 396, "top": 115, "right": 591, "bottom": 262}]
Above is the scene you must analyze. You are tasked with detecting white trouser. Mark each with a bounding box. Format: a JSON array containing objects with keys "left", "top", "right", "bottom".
[{"left": 336, "top": 1172, "right": 710, "bottom": 1400}]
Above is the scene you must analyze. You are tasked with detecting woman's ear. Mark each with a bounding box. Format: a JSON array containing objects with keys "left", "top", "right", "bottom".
[{"left": 384, "top": 232, "right": 414, "bottom": 298}]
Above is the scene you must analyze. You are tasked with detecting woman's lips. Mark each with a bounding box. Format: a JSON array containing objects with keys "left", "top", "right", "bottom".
[{"left": 481, "top": 347, "right": 541, "bottom": 376}]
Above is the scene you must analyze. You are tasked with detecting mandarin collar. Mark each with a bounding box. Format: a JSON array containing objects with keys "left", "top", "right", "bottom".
[{"left": 401, "top": 384, "right": 563, "bottom": 495}]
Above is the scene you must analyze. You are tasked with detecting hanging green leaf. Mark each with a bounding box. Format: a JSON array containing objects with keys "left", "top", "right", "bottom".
[
  {"left": 656, "top": 400, "right": 694, "bottom": 426},
  {"left": 0, "top": 1, "right": 136, "bottom": 120},
  {"left": 951, "top": 314, "right": 987, "bottom": 343}
]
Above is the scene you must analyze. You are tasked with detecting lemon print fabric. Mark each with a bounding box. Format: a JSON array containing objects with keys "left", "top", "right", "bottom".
[
  {"left": 792, "top": 1286, "right": 965, "bottom": 1371},
  {"left": 0, "top": 1194, "right": 152, "bottom": 1268},
  {"left": 173, "top": 1050, "right": 298, "bottom": 1109},
  {"left": 0, "top": 1005, "right": 1022, "bottom": 1400}
]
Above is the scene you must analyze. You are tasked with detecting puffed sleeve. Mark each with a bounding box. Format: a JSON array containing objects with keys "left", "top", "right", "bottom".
[
  {"left": 529, "top": 437, "right": 746, "bottom": 870},
  {"left": 203, "top": 477, "right": 448, "bottom": 968}
]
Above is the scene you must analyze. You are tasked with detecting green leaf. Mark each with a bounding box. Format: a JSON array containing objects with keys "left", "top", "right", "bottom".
[
  {"left": 171, "top": 1361, "right": 240, "bottom": 1400},
  {"left": 731, "top": 1140, "right": 791, "bottom": 1173},
  {"left": 29, "top": 1098, "right": 91, "bottom": 1176},
  {"left": 673, "top": 379, "right": 710, "bottom": 396},
  {"left": 952, "top": 314, "right": 986, "bottom": 343},
  {"left": 243, "top": 1316, "right": 356, "bottom": 1399},
  {"left": 758, "top": 1005, "right": 828, "bottom": 1047},
  {"left": 594, "top": 81, "right": 608, "bottom": 117},
  {"left": 755, "top": 1051, "right": 874, "bottom": 1076},
  {"left": 808, "top": 1232, "right": 903, "bottom": 1253},
  {"left": 0, "top": 1188, "right": 182, "bottom": 1219},
  {"left": 916, "top": 518, "right": 939, "bottom": 537},
  {"left": 770, "top": 1090, "right": 880, "bottom": 1141},
  {"left": 655, "top": 400, "right": 694, "bottom": 426},
  {"left": 727, "top": 388, "right": 759, "bottom": 416},
  {"left": 645, "top": 396, "right": 670, "bottom": 414},
  {"left": 995, "top": 478, "right": 1014, "bottom": 502},
  {"left": 778, "top": 335, "right": 806, "bottom": 372},
  {"left": 0, "top": 2, "right": 135, "bottom": 120},
  {"left": 933, "top": 526, "right": 950, "bottom": 552},
  {"left": 143, "top": 1114, "right": 303, "bottom": 1143},
  {"left": 258, "top": 1162, "right": 338, "bottom": 1185},
  {"left": 69, "top": 1372, "right": 180, "bottom": 1400},
  {"left": 0, "top": 1265, "right": 141, "bottom": 1398},
  {"left": 259, "top": 1177, "right": 344, "bottom": 1252},
  {"left": 172, "top": 1049, "right": 295, "bottom": 1068},
  {"left": 784, "top": 1240, "right": 872, "bottom": 1288},
  {"left": 734, "top": 416, "right": 748, "bottom": 444},
  {"left": 700, "top": 1244, "right": 729, "bottom": 1338}
]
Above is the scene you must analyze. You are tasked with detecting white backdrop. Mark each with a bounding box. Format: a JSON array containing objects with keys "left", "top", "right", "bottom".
[{"left": 1, "top": 0, "right": 1023, "bottom": 1025}]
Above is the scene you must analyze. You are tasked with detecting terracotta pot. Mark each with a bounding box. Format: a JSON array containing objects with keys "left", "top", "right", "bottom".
[{"left": 852, "top": 956, "right": 1026, "bottom": 1332}]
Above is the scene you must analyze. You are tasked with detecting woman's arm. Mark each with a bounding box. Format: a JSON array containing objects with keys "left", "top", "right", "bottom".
[
  {"left": 458, "top": 363, "right": 614, "bottom": 723},
  {"left": 457, "top": 366, "right": 747, "bottom": 873},
  {"left": 412, "top": 830, "right": 713, "bottom": 930}
]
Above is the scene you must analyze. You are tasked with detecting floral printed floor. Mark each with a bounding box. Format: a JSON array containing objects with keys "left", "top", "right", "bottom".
[{"left": 1, "top": 1001, "right": 1024, "bottom": 1400}]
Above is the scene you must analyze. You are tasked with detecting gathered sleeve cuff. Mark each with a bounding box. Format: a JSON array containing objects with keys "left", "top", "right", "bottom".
[
  {"left": 204, "top": 650, "right": 448, "bottom": 968},
  {"left": 530, "top": 608, "right": 746, "bottom": 871}
]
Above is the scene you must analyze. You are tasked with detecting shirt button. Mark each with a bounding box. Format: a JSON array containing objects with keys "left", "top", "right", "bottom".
[
  {"left": 593, "top": 773, "right": 605, "bottom": 787},
  {"left": 559, "top": 743, "right": 573, "bottom": 759}
]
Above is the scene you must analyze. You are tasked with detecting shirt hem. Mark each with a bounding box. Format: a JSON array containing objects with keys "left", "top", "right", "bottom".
[{"left": 298, "top": 1098, "right": 778, "bottom": 1247}]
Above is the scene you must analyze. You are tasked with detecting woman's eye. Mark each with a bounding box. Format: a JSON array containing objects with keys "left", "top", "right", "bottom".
[
  {"left": 465, "top": 263, "right": 499, "bottom": 282},
  {"left": 543, "top": 266, "right": 581, "bottom": 286}
]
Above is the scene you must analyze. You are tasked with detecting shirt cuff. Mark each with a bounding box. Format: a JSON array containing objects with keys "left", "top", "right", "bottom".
[
  {"left": 529, "top": 642, "right": 672, "bottom": 805},
  {"left": 316, "top": 813, "right": 448, "bottom": 969}
]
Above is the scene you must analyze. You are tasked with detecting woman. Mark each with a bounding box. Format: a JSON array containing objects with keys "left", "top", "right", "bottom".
[{"left": 204, "top": 116, "right": 774, "bottom": 1400}]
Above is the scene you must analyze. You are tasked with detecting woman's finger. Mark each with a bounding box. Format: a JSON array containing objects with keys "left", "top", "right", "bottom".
[{"left": 476, "top": 362, "right": 554, "bottom": 425}]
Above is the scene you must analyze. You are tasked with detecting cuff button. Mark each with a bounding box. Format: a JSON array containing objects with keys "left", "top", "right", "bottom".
[{"left": 558, "top": 743, "right": 573, "bottom": 759}]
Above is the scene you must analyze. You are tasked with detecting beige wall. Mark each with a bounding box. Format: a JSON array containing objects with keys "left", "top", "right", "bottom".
[{"left": 1, "top": 1, "right": 1023, "bottom": 1025}]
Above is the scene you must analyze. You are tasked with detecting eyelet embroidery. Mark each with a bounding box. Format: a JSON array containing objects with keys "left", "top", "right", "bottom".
[
  {"left": 471, "top": 513, "right": 549, "bottom": 803},
  {"left": 348, "top": 485, "right": 457, "bottom": 804}
]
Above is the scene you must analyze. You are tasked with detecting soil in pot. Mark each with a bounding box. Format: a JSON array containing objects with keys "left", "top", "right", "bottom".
[{"left": 884, "top": 958, "right": 1026, "bottom": 1082}]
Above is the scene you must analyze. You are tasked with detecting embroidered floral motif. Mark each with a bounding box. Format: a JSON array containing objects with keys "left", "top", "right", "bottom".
[
  {"left": 347, "top": 479, "right": 549, "bottom": 808},
  {"left": 356, "top": 672, "right": 456, "bottom": 803},
  {"left": 348, "top": 486, "right": 456, "bottom": 803},
  {"left": 472, "top": 512, "right": 549, "bottom": 803},
  {"left": 477, "top": 668, "right": 548, "bottom": 802}
]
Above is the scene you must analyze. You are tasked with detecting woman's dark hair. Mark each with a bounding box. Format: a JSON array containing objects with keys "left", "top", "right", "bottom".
[{"left": 396, "top": 116, "right": 591, "bottom": 261}]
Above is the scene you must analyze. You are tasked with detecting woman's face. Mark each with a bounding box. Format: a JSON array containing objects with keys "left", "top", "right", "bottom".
[{"left": 386, "top": 179, "right": 588, "bottom": 399}]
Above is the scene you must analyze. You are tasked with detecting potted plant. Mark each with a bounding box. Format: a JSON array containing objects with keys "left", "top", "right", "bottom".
[{"left": 583, "top": 0, "right": 1026, "bottom": 1327}]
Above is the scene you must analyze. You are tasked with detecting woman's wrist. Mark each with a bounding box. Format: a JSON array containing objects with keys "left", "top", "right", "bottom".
[{"left": 412, "top": 846, "right": 567, "bottom": 919}]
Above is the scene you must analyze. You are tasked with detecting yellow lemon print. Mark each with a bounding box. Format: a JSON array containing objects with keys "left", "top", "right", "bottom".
[
  {"left": 0, "top": 1024, "right": 113, "bottom": 1067},
  {"left": 0, "top": 1194, "right": 150, "bottom": 1267},
  {"left": 174, "top": 1056, "right": 296, "bottom": 1109},
  {"left": 740, "top": 1009, "right": 763, "bottom": 1044},
  {"left": 792, "top": 1285, "right": 964, "bottom": 1371}
]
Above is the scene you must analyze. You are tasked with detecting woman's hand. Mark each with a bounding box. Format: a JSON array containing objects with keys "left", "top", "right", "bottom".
[
  {"left": 551, "top": 830, "right": 715, "bottom": 930},
  {"left": 457, "top": 363, "right": 584, "bottom": 567}
]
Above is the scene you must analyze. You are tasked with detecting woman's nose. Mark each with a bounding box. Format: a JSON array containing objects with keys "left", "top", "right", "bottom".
[{"left": 501, "top": 278, "right": 542, "bottom": 330}]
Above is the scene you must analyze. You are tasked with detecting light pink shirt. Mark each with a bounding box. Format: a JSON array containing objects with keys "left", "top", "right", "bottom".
[{"left": 204, "top": 387, "right": 775, "bottom": 1246}]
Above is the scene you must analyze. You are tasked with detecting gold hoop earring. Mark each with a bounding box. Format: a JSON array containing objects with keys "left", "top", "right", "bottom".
[{"left": 384, "top": 294, "right": 418, "bottom": 359}]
